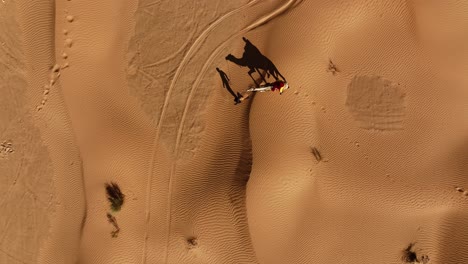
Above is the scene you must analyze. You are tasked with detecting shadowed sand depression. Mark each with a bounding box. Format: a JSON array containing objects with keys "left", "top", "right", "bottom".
[{"left": 1, "top": 0, "right": 468, "bottom": 263}]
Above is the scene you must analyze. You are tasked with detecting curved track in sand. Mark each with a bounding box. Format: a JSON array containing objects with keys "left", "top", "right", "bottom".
[
  {"left": 164, "top": 1, "right": 301, "bottom": 260},
  {"left": 139, "top": 1, "right": 300, "bottom": 261}
]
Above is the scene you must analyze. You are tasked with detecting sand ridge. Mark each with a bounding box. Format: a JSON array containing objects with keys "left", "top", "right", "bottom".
[
  {"left": 1, "top": 0, "right": 85, "bottom": 263},
  {"left": 127, "top": 1, "right": 300, "bottom": 263},
  {"left": 246, "top": 1, "right": 468, "bottom": 263},
  {"left": 2, "top": 0, "right": 468, "bottom": 263}
]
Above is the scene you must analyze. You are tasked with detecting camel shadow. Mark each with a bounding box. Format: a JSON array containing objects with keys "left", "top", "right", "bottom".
[{"left": 225, "top": 37, "right": 286, "bottom": 87}]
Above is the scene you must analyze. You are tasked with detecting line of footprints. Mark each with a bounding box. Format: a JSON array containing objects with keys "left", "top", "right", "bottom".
[{"left": 37, "top": 10, "right": 74, "bottom": 111}]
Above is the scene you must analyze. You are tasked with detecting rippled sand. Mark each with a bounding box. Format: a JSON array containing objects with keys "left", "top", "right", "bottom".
[{"left": 1, "top": 0, "right": 468, "bottom": 263}]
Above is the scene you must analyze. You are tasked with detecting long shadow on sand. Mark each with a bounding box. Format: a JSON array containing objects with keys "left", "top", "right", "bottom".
[
  {"left": 216, "top": 67, "right": 242, "bottom": 105},
  {"left": 225, "top": 37, "right": 286, "bottom": 87}
]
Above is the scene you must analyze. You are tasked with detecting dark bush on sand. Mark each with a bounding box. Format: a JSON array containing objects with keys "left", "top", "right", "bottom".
[{"left": 105, "top": 182, "right": 125, "bottom": 212}]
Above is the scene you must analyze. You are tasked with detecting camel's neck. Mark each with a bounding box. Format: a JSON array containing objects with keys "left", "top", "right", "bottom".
[{"left": 227, "top": 56, "right": 248, "bottom": 66}]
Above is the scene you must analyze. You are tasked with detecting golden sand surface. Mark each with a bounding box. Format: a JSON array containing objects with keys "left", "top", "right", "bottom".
[{"left": 1, "top": 0, "right": 467, "bottom": 263}]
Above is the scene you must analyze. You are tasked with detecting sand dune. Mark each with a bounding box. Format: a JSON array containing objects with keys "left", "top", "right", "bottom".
[{"left": 1, "top": 0, "right": 467, "bottom": 263}]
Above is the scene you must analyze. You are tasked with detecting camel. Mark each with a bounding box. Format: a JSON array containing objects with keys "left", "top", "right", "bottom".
[{"left": 225, "top": 37, "right": 286, "bottom": 86}]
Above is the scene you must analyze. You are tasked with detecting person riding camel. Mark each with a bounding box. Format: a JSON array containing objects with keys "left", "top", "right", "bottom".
[
  {"left": 270, "top": 80, "right": 287, "bottom": 94},
  {"left": 246, "top": 80, "right": 289, "bottom": 95}
]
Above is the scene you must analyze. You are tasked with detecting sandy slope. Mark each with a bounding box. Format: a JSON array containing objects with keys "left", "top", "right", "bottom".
[
  {"left": 2, "top": 0, "right": 468, "bottom": 263},
  {"left": 1, "top": 0, "right": 85, "bottom": 263},
  {"left": 247, "top": 0, "right": 468, "bottom": 263},
  {"left": 50, "top": 0, "right": 289, "bottom": 263}
]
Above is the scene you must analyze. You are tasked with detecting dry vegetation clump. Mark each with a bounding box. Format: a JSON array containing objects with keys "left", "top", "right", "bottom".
[
  {"left": 402, "top": 243, "right": 430, "bottom": 263},
  {"left": 311, "top": 147, "right": 322, "bottom": 162},
  {"left": 105, "top": 182, "right": 125, "bottom": 212},
  {"left": 107, "top": 212, "right": 120, "bottom": 238}
]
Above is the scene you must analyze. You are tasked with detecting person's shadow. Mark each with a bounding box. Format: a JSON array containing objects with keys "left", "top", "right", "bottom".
[
  {"left": 225, "top": 37, "right": 286, "bottom": 87},
  {"left": 216, "top": 67, "right": 243, "bottom": 105}
]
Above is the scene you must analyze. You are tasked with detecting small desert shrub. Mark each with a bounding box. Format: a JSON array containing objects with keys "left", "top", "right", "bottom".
[
  {"left": 105, "top": 182, "right": 125, "bottom": 212},
  {"left": 402, "top": 243, "right": 429, "bottom": 263},
  {"left": 402, "top": 243, "right": 418, "bottom": 262},
  {"left": 106, "top": 212, "right": 120, "bottom": 238},
  {"left": 311, "top": 147, "right": 322, "bottom": 162}
]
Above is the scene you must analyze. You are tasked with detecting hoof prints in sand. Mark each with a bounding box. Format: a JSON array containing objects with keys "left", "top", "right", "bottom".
[{"left": 346, "top": 75, "right": 406, "bottom": 131}]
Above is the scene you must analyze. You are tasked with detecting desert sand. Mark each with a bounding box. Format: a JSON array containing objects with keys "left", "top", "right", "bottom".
[{"left": 1, "top": 0, "right": 467, "bottom": 263}]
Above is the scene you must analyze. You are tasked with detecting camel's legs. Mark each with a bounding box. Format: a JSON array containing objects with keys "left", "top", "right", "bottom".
[
  {"left": 248, "top": 68, "right": 260, "bottom": 86},
  {"left": 249, "top": 74, "right": 260, "bottom": 87},
  {"left": 271, "top": 71, "right": 280, "bottom": 81},
  {"left": 278, "top": 71, "right": 286, "bottom": 82},
  {"left": 273, "top": 67, "right": 286, "bottom": 82},
  {"left": 254, "top": 68, "right": 268, "bottom": 83}
]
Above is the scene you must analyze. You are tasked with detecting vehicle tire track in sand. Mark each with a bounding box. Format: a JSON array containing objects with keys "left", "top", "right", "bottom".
[
  {"left": 161, "top": 0, "right": 302, "bottom": 262},
  {"left": 140, "top": 1, "right": 260, "bottom": 262},
  {"left": 140, "top": 29, "right": 196, "bottom": 69},
  {"left": 176, "top": 0, "right": 302, "bottom": 153}
]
